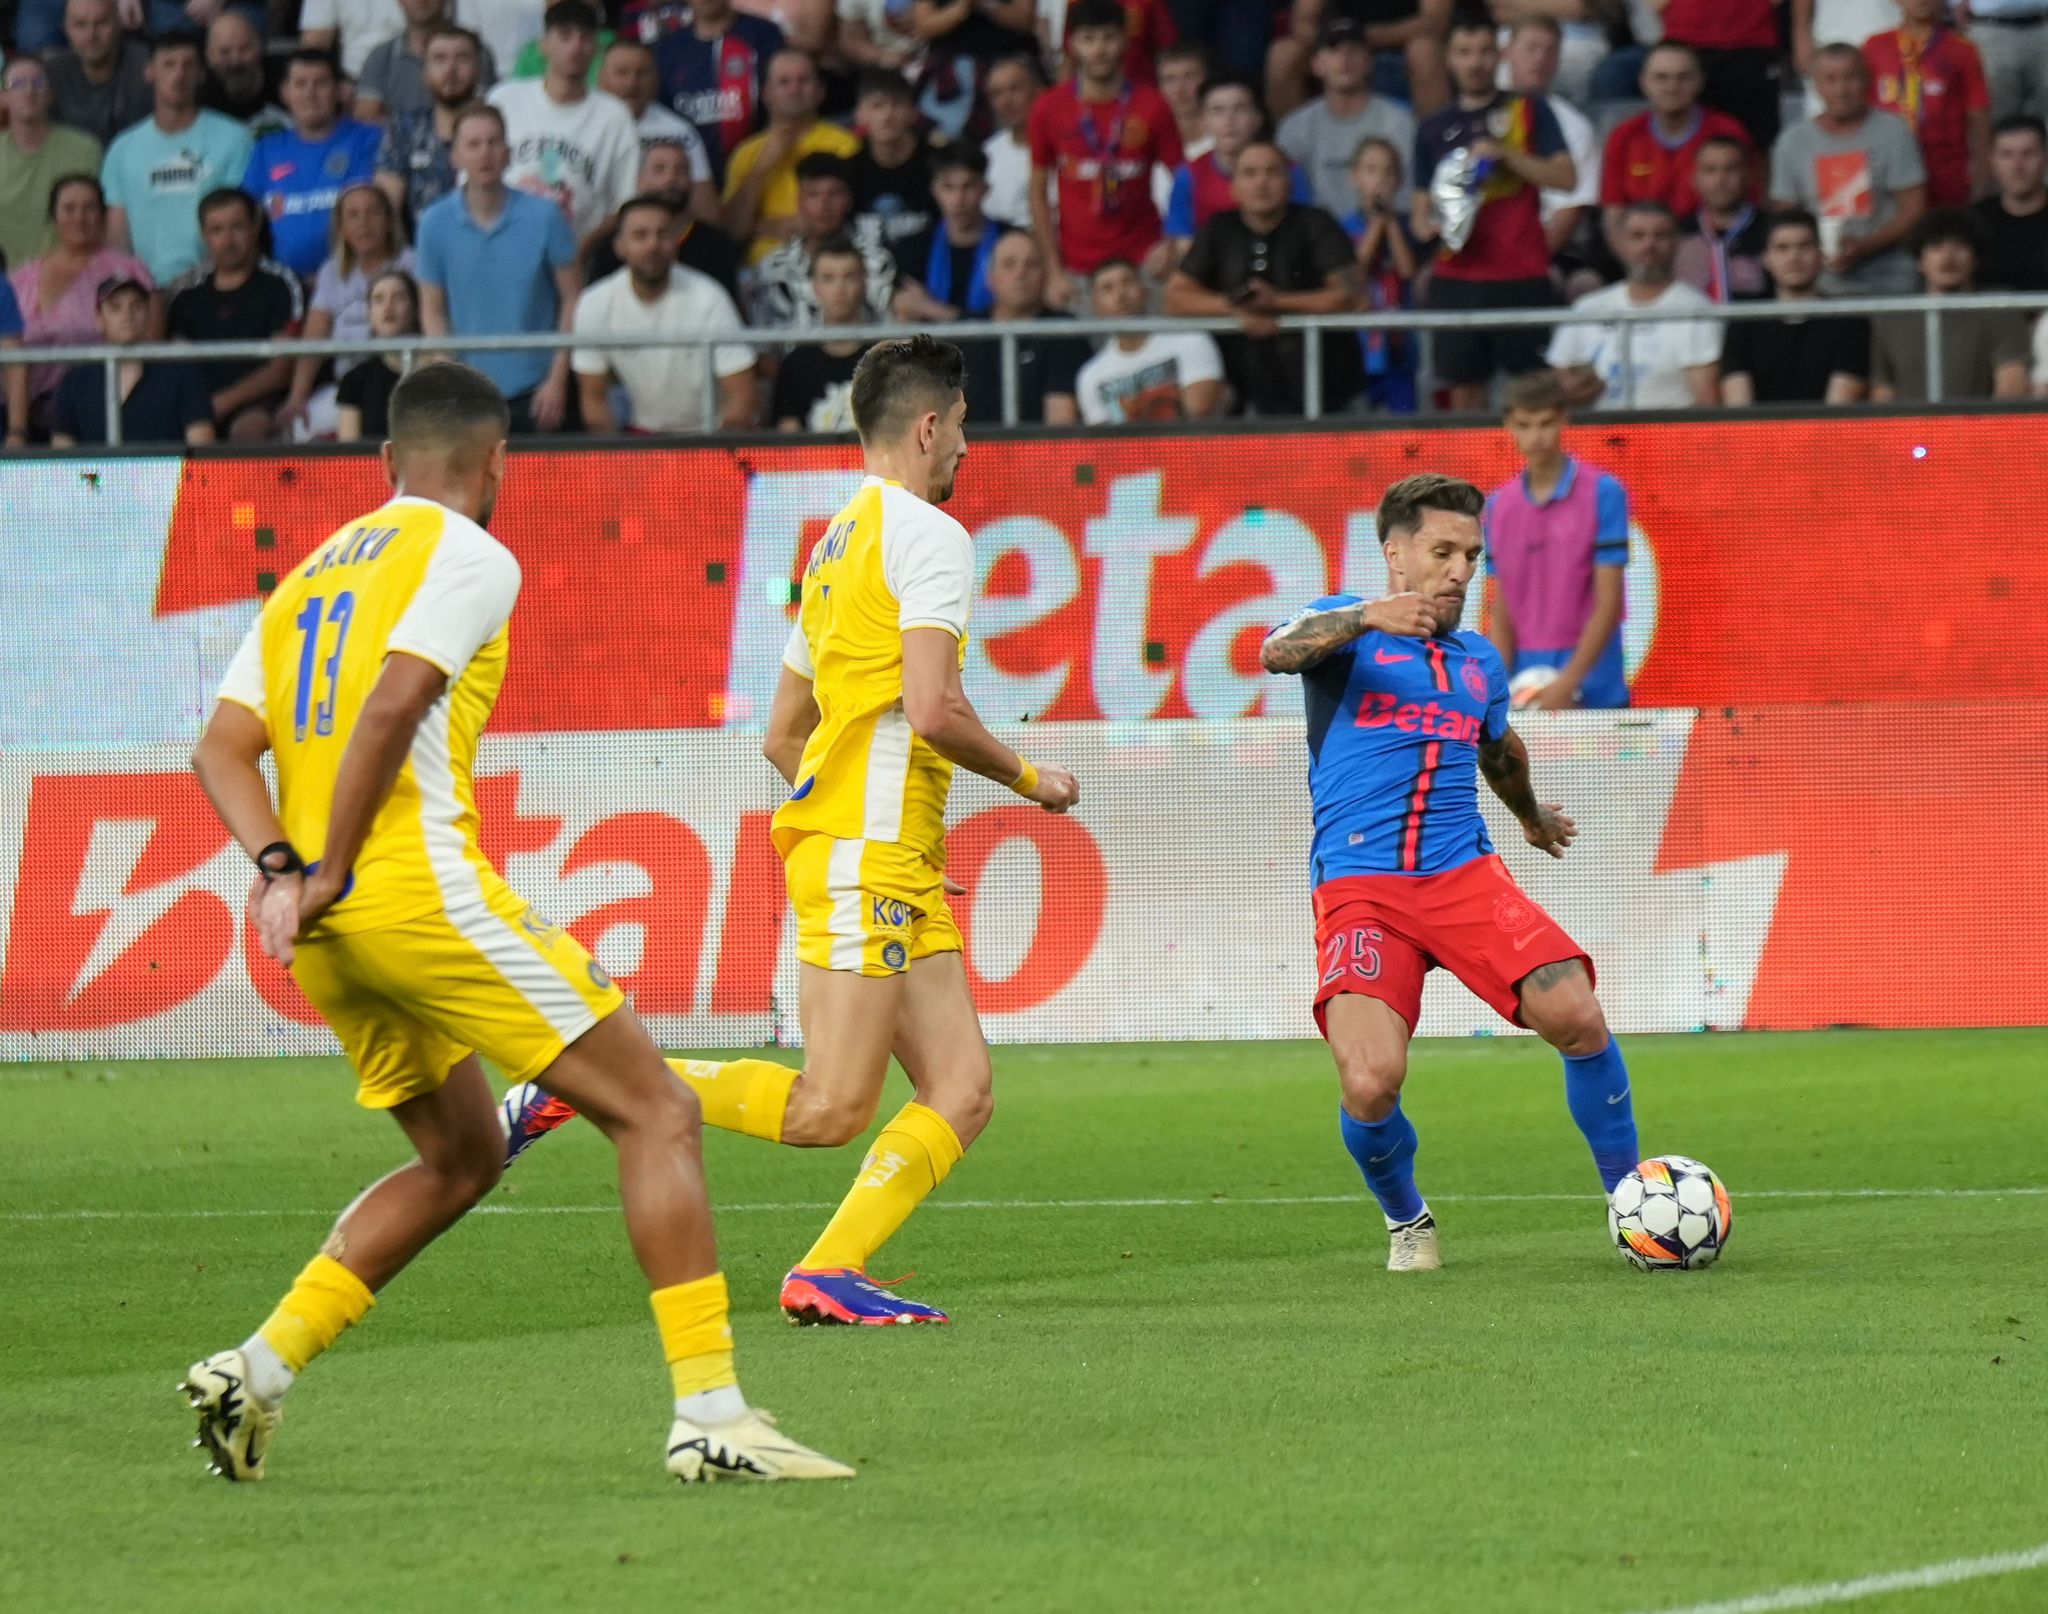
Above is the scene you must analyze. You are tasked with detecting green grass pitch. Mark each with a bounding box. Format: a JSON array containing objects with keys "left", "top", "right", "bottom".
[{"left": 3, "top": 1030, "right": 2045, "bottom": 1614}]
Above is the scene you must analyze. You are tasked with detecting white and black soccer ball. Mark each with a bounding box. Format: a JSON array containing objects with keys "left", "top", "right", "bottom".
[{"left": 1609, "top": 1156, "right": 1732, "bottom": 1271}]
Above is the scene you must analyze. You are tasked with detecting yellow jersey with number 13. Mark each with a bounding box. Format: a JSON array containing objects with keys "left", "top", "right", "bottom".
[
  {"left": 771, "top": 475, "right": 974, "bottom": 865},
  {"left": 215, "top": 493, "right": 523, "bottom": 934}
]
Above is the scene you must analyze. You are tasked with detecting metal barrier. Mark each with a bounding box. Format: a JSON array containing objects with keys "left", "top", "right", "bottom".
[{"left": 11, "top": 291, "right": 2048, "bottom": 444}]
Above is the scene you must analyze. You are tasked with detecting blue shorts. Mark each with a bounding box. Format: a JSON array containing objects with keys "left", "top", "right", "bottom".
[{"left": 1514, "top": 636, "right": 1629, "bottom": 709}]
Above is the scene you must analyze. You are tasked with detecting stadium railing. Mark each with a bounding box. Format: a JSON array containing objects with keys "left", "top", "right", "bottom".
[{"left": 15, "top": 290, "right": 2048, "bottom": 444}]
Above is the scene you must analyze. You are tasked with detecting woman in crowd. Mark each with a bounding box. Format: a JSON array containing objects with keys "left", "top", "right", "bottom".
[
  {"left": 334, "top": 268, "right": 421, "bottom": 442},
  {"left": 8, "top": 175, "right": 159, "bottom": 426},
  {"left": 283, "top": 183, "right": 414, "bottom": 438}
]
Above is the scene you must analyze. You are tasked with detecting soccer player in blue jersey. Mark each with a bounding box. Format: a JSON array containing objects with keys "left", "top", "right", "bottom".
[{"left": 1261, "top": 473, "right": 1641, "bottom": 1272}]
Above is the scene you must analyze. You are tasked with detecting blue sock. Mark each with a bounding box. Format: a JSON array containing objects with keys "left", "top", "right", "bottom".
[
  {"left": 1562, "top": 1038, "right": 1639, "bottom": 1192},
  {"left": 1339, "top": 1102, "right": 1426, "bottom": 1224}
]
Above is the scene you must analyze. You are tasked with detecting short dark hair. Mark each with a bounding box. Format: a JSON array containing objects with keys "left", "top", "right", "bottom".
[
  {"left": 423, "top": 22, "right": 482, "bottom": 52},
  {"left": 1235, "top": 137, "right": 1288, "bottom": 169},
  {"left": 1352, "top": 134, "right": 1402, "bottom": 179},
  {"left": 1993, "top": 112, "right": 2047, "bottom": 146},
  {"left": 543, "top": 0, "right": 600, "bottom": 33},
  {"left": 1503, "top": 372, "right": 1567, "bottom": 416},
  {"left": 150, "top": 29, "right": 203, "bottom": 58},
  {"left": 47, "top": 171, "right": 104, "bottom": 219},
  {"left": 1158, "top": 43, "right": 1211, "bottom": 73},
  {"left": 856, "top": 66, "right": 916, "bottom": 104},
  {"left": 1199, "top": 70, "right": 1262, "bottom": 107},
  {"left": 1644, "top": 40, "right": 1700, "bottom": 71},
  {"left": 1090, "top": 255, "right": 1139, "bottom": 281},
  {"left": 1910, "top": 207, "right": 1982, "bottom": 258},
  {"left": 987, "top": 50, "right": 1046, "bottom": 83},
  {"left": 389, "top": 361, "right": 510, "bottom": 451},
  {"left": 1696, "top": 134, "right": 1748, "bottom": 164},
  {"left": 1620, "top": 199, "right": 1677, "bottom": 227},
  {"left": 1377, "top": 473, "right": 1484, "bottom": 543},
  {"left": 850, "top": 335, "right": 966, "bottom": 445},
  {"left": 615, "top": 191, "right": 679, "bottom": 230},
  {"left": 602, "top": 36, "right": 654, "bottom": 62},
  {"left": 198, "top": 185, "right": 259, "bottom": 224},
  {"left": 451, "top": 100, "right": 505, "bottom": 141},
  {"left": 930, "top": 143, "right": 988, "bottom": 182},
  {"left": 1068, "top": 0, "right": 1128, "bottom": 35},
  {"left": 1764, "top": 207, "right": 1819, "bottom": 245},
  {"left": 1447, "top": 14, "right": 1496, "bottom": 42},
  {"left": 794, "top": 151, "right": 855, "bottom": 190},
  {"left": 285, "top": 45, "right": 338, "bottom": 77},
  {"left": 811, "top": 232, "right": 866, "bottom": 271}
]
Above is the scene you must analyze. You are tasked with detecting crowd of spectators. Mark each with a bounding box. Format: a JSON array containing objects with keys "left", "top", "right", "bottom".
[{"left": 5, "top": 0, "right": 2048, "bottom": 444}]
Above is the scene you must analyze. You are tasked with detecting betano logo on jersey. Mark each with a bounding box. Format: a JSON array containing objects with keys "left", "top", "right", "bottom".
[{"left": 1355, "top": 693, "right": 1485, "bottom": 743}]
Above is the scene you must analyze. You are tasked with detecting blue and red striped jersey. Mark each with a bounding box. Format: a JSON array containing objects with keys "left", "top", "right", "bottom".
[
  {"left": 1288, "top": 596, "right": 1511, "bottom": 882},
  {"left": 653, "top": 14, "right": 783, "bottom": 180}
]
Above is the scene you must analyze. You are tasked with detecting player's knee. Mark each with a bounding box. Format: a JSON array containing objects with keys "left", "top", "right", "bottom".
[
  {"left": 436, "top": 1134, "right": 503, "bottom": 1208},
  {"left": 785, "top": 1082, "right": 879, "bottom": 1148},
  {"left": 1336, "top": 1048, "right": 1408, "bottom": 1121},
  {"left": 1528, "top": 984, "right": 1608, "bottom": 1056}
]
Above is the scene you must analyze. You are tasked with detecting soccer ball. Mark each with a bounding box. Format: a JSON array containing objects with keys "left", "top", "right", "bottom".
[{"left": 1609, "top": 1156, "right": 1732, "bottom": 1271}]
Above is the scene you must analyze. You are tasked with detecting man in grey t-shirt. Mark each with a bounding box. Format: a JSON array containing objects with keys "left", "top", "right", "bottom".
[
  {"left": 1276, "top": 19, "right": 1416, "bottom": 220},
  {"left": 1768, "top": 45, "right": 1928, "bottom": 294}
]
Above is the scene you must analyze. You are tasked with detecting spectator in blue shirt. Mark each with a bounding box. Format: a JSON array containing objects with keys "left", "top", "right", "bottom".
[
  {"left": 243, "top": 49, "right": 383, "bottom": 280},
  {"left": 416, "top": 103, "right": 583, "bottom": 432},
  {"left": 0, "top": 275, "right": 26, "bottom": 448},
  {"left": 103, "top": 34, "right": 257, "bottom": 285}
]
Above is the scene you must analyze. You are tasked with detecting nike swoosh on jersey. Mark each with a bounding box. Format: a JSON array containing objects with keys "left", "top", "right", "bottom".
[{"left": 1374, "top": 649, "right": 1413, "bottom": 663}]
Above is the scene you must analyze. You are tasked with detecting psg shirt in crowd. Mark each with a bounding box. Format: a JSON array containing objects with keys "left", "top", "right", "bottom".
[
  {"left": 654, "top": 14, "right": 785, "bottom": 179},
  {"left": 1414, "top": 93, "right": 1565, "bottom": 282}
]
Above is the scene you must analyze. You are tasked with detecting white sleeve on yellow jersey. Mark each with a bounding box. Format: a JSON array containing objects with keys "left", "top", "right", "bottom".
[
  {"left": 783, "top": 619, "right": 815, "bottom": 679},
  {"left": 217, "top": 617, "right": 267, "bottom": 716},
  {"left": 882, "top": 496, "right": 974, "bottom": 638},
  {"left": 385, "top": 513, "right": 524, "bottom": 676}
]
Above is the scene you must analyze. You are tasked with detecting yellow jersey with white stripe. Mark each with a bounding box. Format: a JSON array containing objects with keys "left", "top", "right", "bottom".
[
  {"left": 216, "top": 493, "right": 522, "bottom": 935},
  {"left": 771, "top": 475, "right": 973, "bottom": 864}
]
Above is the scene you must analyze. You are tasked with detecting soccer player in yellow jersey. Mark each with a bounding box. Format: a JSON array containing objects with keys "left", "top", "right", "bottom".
[
  {"left": 180, "top": 362, "right": 850, "bottom": 1485},
  {"left": 503, "top": 336, "right": 1079, "bottom": 1323}
]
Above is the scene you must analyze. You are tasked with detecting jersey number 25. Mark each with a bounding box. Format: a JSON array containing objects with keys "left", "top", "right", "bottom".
[{"left": 1320, "top": 927, "right": 1384, "bottom": 986}]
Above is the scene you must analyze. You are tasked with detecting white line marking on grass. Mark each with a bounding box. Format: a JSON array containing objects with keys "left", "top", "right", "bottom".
[
  {"left": 1624, "top": 1540, "right": 2048, "bottom": 1614},
  {"left": 3, "top": 1185, "right": 2044, "bottom": 1223}
]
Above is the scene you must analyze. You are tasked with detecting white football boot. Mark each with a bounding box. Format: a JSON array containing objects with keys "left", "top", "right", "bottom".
[
  {"left": 666, "top": 1408, "right": 856, "bottom": 1483},
  {"left": 180, "top": 1349, "right": 282, "bottom": 1481},
  {"left": 1385, "top": 1211, "right": 1442, "bottom": 1272}
]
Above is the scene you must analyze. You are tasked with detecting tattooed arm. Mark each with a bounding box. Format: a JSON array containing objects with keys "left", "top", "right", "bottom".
[
  {"left": 1261, "top": 592, "right": 1437, "bottom": 674},
  {"left": 1478, "top": 726, "right": 1579, "bottom": 859}
]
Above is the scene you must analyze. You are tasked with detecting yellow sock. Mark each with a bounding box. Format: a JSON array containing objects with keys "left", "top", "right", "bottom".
[
  {"left": 666, "top": 1057, "right": 797, "bottom": 1142},
  {"left": 256, "top": 1254, "right": 375, "bottom": 1374},
  {"left": 650, "top": 1272, "right": 738, "bottom": 1400},
  {"left": 800, "top": 1102, "right": 965, "bottom": 1272}
]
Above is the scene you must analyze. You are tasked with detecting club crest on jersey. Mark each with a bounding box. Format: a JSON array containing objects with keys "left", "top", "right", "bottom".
[
  {"left": 881, "top": 940, "right": 907, "bottom": 970},
  {"left": 1461, "top": 658, "right": 1488, "bottom": 702},
  {"left": 1493, "top": 892, "right": 1538, "bottom": 933}
]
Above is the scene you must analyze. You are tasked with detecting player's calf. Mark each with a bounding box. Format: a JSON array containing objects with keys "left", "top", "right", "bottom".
[{"left": 1518, "top": 960, "right": 1639, "bottom": 1194}]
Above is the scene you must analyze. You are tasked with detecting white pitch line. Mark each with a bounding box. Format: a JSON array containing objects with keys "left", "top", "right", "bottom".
[
  {"left": 1624, "top": 1540, "right": 2048, "bottom": 1614},
  {"left": 2, "top": 1185, "right": 2044, "bottom": 1224}
]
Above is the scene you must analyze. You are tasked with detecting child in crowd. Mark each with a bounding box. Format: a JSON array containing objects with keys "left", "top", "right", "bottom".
[
  {"left": 334, "top": 269, "right": 421, "bottom": 441},
  {"left": 1340, "top": 137, "right": 1422, "bottom": 412}
]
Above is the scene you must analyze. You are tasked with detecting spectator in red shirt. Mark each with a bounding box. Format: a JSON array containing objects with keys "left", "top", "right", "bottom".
[
  {"left": 1029, "top": 0, "right": 1183, "bottom": 307},
  {"left": 1600, "top": 44, "right": 1756, "bottom": 259},
  {"left": 1411, "top": 18, "right": 1576, "bottom": 411},
  {"left": 1659, "top": 0, "right": 1785, "bottom": 149},
  {"left": 1063, "top": 0, "right": 1179, "bottom": 86},
  {"left": 1864, "top": 0, "right": 1990, "bottom": 209}
]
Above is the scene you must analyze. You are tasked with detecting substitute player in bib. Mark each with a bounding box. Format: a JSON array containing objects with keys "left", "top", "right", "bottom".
[
  {"left": 1261, "top": 473, "right": 1641, "bottom": 1272},
  {"left": 503, "top": 335, "right": 1079, "bottom": 1324},
  {"left": 183, "top": 362, "right": 849, "bottom": 1485}
]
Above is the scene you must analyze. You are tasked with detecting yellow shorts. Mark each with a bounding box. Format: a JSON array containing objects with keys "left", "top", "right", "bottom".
[
  {"left": 291, "top": 887, "right": 626, "bottom": 1109},
  {"left": 781, "top": 833, "right": 962, "bottom": 977}
]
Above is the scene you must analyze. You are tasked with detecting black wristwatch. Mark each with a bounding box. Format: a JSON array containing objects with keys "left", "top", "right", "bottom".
[{"left": 256, "top": 841, "right": 306, "bottom": 881}]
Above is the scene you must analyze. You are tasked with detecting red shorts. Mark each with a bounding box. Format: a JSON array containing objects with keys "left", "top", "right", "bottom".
[{"left": 1311, "top": 854, "right": 1593, "bottom": 1037}]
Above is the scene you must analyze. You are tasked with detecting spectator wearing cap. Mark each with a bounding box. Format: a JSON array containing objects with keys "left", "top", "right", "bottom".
[
  {"left": 1166, "top": 138, "right": 1362, "bottom": 415},
  {"left": 165, "top": 188, "right": 305, "bottom": 441},
  {"left": 1676, "top": 136, "right": 1771, "bottom": 301},
  {"left": 1164, "top": 73, "right": 1315, "bottom": 263},
  {"left": 1412, "top": 19, "right": 1575, "bottom": 413},
  {"left": 416, "top": 103, "right": 584, "bottom": 431},
  {"left": 490, "top": 2, "right": 643, "bottom": 246},
  {"left": 1074, "top": 256, "right": 1225, "bottom": 422},
  {"left": 652, "top": 0, "right": 785, "bottom": 184},
  {"left": 751, "top": 152, "right": 898, "bottom": 326},
  {"left": 981, "top": 53, "right": 1045, "bottom": 230},
  {"left": 1719, "top": 209, "right": 1871, "bottom": 403},
  {"left": 102, "top": 34, "right": 257, "bottom": 286},
  {"left": 1029, "top": 0, "right": 1184, "bottom": 307},
  {"left": 849, "top": 70, "right": 945, "bottom": 248},
  {"left": 891, "top": 145, "right": 1008, "bottom": 321},
  {"left": 203, "top": 14, "right": 289, "bottom": 136},
  {"left": 1276, "top": 18, "right": 1416, "bottom": 222},
  {"left": 1269, "top": 0, "right": 1453, "bottom": 124},
  {"left": 12, "top": 174, "right": 160, "bottom": 416},
  {"left": 1769, "top": 46, "right": 1928, "bottom": 292},
  {"left": 374, "top": 24, "right": 485, "bottom": 229},
  {"left": 243, "top": 50, "right": 384, "bottom": 280},
  {"left": 573, "top": 192, "right": 757, "bottom": 433},
  {"left": 1600, "top": 45, "right": 1755, "bottom": 262},
  {"left": 46, "top": 0, "right": 151, "bottom": 148},
  {"left": 1864, "top": 0, "right": 1990, "bottom": 211},
  {"left": 962, "top": 231, "right": 1090, "bottom": 424},
  {"left": 1502, "top": 20, "right": 1600, "bottom": 274},
  {"left": 357, "top": 0, "right": 501, "bottom": 122},
  {"left": 1870, "top": 209, "right": 2030, "bottom": 399},
  {"left": 772, "top": 237, "right": 872, "bottom": 431},
  {"left": 0, "top": 53, "right": 105, "bottom": 276},
  {"left": 1547, "top": 201, "right": 1722, "bottom": 409},
  {"left": 51, "top": 275, "right": 215, "bottom": 447},
  {"left": 585, "top": 140, "right": 746, "bottom": 300},
  {"left": 722, "top": 49, "right": 863, "bottom": 263},
  {"left": 597, "top": 38, "right": 719, "bottom": 217},
  {"left": 1973, "top": 114, "right": 2048, "bottom": 289}
]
